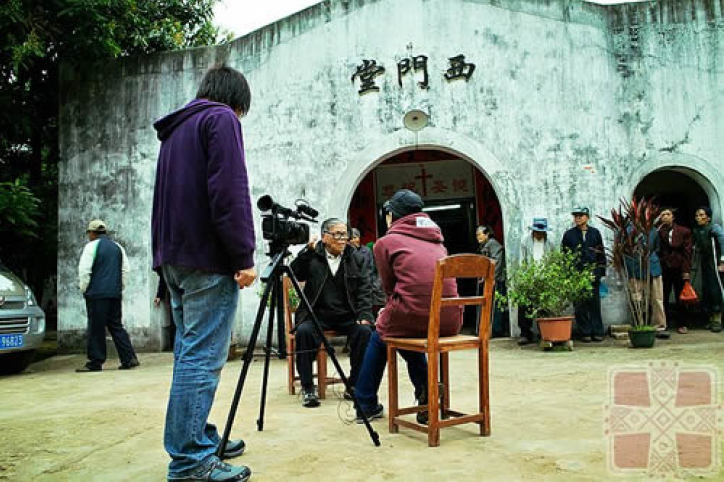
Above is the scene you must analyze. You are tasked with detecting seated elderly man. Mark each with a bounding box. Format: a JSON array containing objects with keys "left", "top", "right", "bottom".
[
  {"left": 290, "top": 218, "right": 373, "bottom": 408},
  {"left": 354, "top": 190, "right": 463, "bottom": 422}
]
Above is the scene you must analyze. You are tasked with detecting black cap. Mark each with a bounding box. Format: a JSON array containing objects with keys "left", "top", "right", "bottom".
[
  {"left": 571, "top": 207, "right": 590, "bottom": 217},
  {"left": 383, "top": 189, "right": 424, "bottom": 219}
]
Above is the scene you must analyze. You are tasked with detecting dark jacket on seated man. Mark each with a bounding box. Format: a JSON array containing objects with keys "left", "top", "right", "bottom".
[
  {"left": 291, "top": 242, "right": 373, "bottom": 326},
  {"left": 290, "top": 235, "right": 373, "bottom": 404}
]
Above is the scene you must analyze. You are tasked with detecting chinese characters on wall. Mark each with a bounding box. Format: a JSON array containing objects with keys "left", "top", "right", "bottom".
[
  {"left": 351, "top": 54, "right": 475, "bottom": 95},
  {"left": 374, "top": 160, "right": 474, "bottom": 203}
]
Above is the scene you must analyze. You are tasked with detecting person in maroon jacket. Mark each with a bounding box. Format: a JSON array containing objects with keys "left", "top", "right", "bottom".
[
  {"left": 353, "top": 190, "right": 463, "bottom": 423},
  {"left": 658, "top": 207, "right": 693, "bottom": 334}
]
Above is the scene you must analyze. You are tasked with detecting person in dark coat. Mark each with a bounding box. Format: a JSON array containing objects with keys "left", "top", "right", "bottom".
[
  {"left": 477, "top": 225, "right": 507, "bottom": 337},
  {"left": 349, "top": 228, "right": 386, "bottom": 313},
  {"left": 561, "top": 207, "right": 606, "bottom": 342},
  {"left": 657, "top": 207, "right": 693, "bottom": 334},
  {"left": 77, "top": 219, "right": 139, "bottom": 372},
  {"left": 355, "top": 189, "right": 462, "bottom": 423},
  {"left": 152, "top": 64, "right": 255, "bottom": 482},
  {"left": 692, "top": 207, "right": 724, "bottom": 332},
  {"left": 290, "top": 218, "right": 373, "bottom": 408}
]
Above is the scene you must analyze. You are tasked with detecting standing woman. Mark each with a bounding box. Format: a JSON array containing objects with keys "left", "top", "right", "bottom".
[
  {"left": 692, "top": 207, "right": 724, "bottom": 332},
  {"left": 476, "top": 225, "right": 507, "bottom": 337}
]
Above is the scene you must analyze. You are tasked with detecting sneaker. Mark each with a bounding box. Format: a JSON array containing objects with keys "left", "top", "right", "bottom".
[
  {"left": 677, "top": 327, "right": 688, "bottom": 334},
  {"left": 355, "top": 403, "right": 384, "bottom": 424},
  {"left": 75, "top": 364, "right": 102, "bottom": 373},
  {"left": 220, "top": 439, "right": 246, "bottom": 460},
  {"left": 591, "top": 335, "right": 604, "bottom": 342},
  {"left": 711, "top": 323, "right": 722, "bottom": 333},
  {"left": 118, "top": 358, "right": 140, "bottom": 370},
  {"left": 580, "top": 336, "right": 592, "bottom": 343},
  {"left": 655, "top": 331, "right": 671, "bottom": 339},
  {"left": 301, "top": 387, "right": 320, "bottom": 408},
  {"left": 168, "top": 458, "right": 251, "bottom": 482},
  {"left": 416, "top": 392, "right": 429, "bottom": 425}
]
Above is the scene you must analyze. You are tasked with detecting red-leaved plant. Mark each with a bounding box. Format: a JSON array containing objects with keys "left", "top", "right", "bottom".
[{"left": 598, "top": 197, "right": 660, "bottom": 330}]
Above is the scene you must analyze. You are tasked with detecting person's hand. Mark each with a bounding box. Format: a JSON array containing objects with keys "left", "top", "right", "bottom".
[
  {"left": 683, "top": 272, "right": 691, "bottom": 280},
  {"left": 307, "top": 235, "right": 318, "bottom": 251},
  {"left": 718, "top": 262, "right": 724, "bottom": 273},
  {"left": 154, "top": 297, "right": 161, "bottom": 306},
  {"left": 358, "top": 319, "right": 371, "bottom": 325},
  {"left": 235, "top": 267, "right": 257, "bottom": 289}
]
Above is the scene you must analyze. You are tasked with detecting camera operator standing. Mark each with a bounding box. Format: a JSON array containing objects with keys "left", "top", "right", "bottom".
[{"left": 152, "top": 64, "right": 256, "bottom": 482}]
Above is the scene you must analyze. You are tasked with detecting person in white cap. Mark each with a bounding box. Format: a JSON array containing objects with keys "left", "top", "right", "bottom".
[
  {"left": 517, "top": 217, "right": 554, "bottom": 345},
  {"left": 77, "top": 219, "right": 138, "bottom": 372}
]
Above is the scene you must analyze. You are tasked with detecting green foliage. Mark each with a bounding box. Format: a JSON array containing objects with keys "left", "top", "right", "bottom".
[
  {"left": 257, "top": 284, "right": 301, "bottom": 311},
  {"left": 499, "top": 250, "right": 594, "bottom": 319},
  {"left": 0, "top": 179, "right": 40, "bottom": 238},
  {"left": 0, "top": 0, "right": 223, "bottom": 296}
]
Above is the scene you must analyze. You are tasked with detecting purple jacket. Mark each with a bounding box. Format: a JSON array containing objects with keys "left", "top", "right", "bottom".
[{"left": 152, "top": 99, "right": 255, "bottom": 274}]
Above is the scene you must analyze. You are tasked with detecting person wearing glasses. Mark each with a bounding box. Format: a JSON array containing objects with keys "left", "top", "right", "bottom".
[
  {"left": 561, "top": 207, "right": 607, "bottom": 342},
  {"left": 290, "top": 218, "right": 373, "bottom": 408}
]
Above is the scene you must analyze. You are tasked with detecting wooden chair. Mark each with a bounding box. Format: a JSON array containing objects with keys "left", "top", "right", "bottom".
[
  {"left": 283, "top": 276, "right": 342, "bottom": 399},
  {"left": 382, "top": 254, "right": 495, "bottom": 447}
]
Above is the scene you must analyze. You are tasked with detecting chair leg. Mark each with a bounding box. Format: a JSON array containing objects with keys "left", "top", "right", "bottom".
[
  {"left": 428, "top": 351, "right": 440, "bottom": 447},
  {"left": 288, "top": 337, "right": 296, "bottom": 395},
  {"left": 479, "top": 346, "right": 490, "bottom": 436},
  {"left": 440, "top": 352, "right": 450, "bottom": 415},
  {"left": 387, "top": 345, "right": 399, "bottom": 434},
  {"left": 318, "top": 347, "right": 327, "bottom": 399}
]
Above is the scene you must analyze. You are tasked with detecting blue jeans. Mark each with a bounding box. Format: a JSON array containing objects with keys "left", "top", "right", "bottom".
[
  {"left": 355, "top": 331, "right": 428, "bottom": 412},
  {"left": 161, "top": 265, "right": 239, "bottom": 478}
]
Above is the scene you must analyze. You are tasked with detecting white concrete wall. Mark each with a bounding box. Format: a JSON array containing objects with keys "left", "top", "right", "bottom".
[{"left": 58, "top": 0, "right": 724, "bottom": 349}]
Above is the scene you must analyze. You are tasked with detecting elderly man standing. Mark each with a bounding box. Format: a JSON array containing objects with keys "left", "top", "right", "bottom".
[
  {"left": 77, "top": 219, "right": 139, "bottom": 372},
  {"left": 152, "top": 64, "right": 256, "bottom": 482},
  {"left": 517, "top": 217, "right": 554, "bottom": 345},
  {"left": 291, "top": 219, "right": 373, "bottom": 408},
  {"left": 561, "top": 207, "right": 606, "bottom": 342}
]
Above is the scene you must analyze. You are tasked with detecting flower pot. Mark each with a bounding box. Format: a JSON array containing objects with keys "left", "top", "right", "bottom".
[
  {"left": 536, "top": 316, "right": 574, "bottom": 342},
  {"left": 629, "top": 330, "right": 656, "bottom": 348}
]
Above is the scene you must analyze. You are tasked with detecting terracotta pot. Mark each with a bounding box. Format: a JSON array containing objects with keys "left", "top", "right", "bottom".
[{"left": 536, "top": 316, "right": 574, "bottom": 342}]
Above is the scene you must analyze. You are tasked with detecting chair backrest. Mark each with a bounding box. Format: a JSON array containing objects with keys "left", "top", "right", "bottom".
[
  {"left": 283, "top": 276, "right": 294, "bottom": 336},
  {"left": 427, "top": 254, "right": 496, "bottom": 344}
]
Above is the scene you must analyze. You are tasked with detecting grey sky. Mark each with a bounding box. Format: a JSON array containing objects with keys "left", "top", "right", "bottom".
[{"left": 214, "top": 0, "right": 648, "bottom": 38}]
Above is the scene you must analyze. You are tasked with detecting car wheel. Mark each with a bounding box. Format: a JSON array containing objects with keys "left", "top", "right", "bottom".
[{"left": 0, "top": 350, "right": 35, "bottom": 375}]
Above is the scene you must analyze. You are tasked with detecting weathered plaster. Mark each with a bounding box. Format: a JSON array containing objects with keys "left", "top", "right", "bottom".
[{"left": 58, "top": 0, "right": 723, "bottom": 349}]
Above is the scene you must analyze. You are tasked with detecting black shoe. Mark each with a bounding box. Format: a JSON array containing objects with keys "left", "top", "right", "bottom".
[
  {"left": 301, "top": 387, "right": 320, "bottom": 408},
  {"left": 655, "top": 331, "right": 671, "bottom": 339},
  {"left": 517, "top": 336, "right": 533, "bottom": 346},
  {"left": 416, "top": 392, "right": 428, "bottom": 425},
  {"left": 75, "top": 364, "right": 102, "bottom": 373},
  {"left": 592, "top": 336, "right": 604, "bottom": 342},
  {"left": 118, "top": 358, "right": 140, "bottom": 370},
  {"left": 580, "top": 336, "right": 592, "bottom": 343},
  {"left": 356, "top": 404, "right": 384, "bottom": 424},
  {"left": 168, "top": 458, "right": 251, "bottom": 482},
  {"left": 220, "top": 439, "right": 246, "bottom": 460}
]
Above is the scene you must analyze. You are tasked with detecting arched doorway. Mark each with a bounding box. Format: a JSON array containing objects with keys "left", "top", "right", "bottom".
[
  {"left": 347, "top": 148, "right": 504, "bottom": 333},
  {"left": 633, "top": 169, "right": 710, "bottom": 229}
]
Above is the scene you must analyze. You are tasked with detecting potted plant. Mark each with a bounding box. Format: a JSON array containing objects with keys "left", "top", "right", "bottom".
[
  {"left": 598, "top": 197, "right": 660, "bottom": 348},
  {"left": 500, "top": 250, "right": 595, "bottom": 347}
]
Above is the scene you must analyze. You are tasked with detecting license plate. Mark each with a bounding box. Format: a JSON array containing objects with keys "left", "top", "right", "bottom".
[{"left": 0, "top": 334, "right": 24, "bottom": 350}]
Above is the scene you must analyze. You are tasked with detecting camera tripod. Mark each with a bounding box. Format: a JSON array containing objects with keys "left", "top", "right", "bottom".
[{"left": 217, "top": 246, "right": 381, "bottom": 457}]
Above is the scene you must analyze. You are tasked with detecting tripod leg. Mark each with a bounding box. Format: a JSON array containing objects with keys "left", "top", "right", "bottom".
[
  {"left": 257, "top": 278, "right": 278, "bottom": 432},
  {"left": 284, "top": 267, "right": 381, "bottom": 447},
  {"left": 276, "top": 278, "right": 287, "bottom": 359},
  {"left": 217, "top": 277, "right": 274, "bottom": 458}
]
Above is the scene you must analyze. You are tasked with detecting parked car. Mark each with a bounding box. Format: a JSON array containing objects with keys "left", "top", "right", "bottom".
[{"left": 0, "top": 258, "right": 45, "bottom": 374}]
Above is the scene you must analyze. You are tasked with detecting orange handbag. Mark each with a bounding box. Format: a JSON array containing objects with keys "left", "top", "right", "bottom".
[{"left": 679, "top": 281, "right": 698, "bottom": 305}]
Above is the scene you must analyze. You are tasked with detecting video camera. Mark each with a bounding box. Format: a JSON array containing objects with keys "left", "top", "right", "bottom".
[{"left": 257, "top": 195, "right": 318, "bottom": 246}]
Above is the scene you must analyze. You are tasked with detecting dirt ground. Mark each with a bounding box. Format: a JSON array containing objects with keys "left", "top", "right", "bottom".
[{"left": 1, "top": 332, "right": 723, "bottom": 482}]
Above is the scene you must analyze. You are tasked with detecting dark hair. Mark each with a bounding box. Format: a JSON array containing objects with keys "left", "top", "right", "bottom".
[
  {"left": 321, "top": 218, "right": 346, "bottom": 235},
  {"left": 196, "top": 64, "right": 251, "bottom": 115},
  {"left": 659, "top": 206, "right": 676, "bottom": 215},
  {"left": 351, "top": 228, "right": 361, "bottom": 238},
  {"left": 476, "top": 225, "right": 495, "bottom": 238},
  {"left": 696, "top": 206, "right": 713, "bottom": 219}
]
